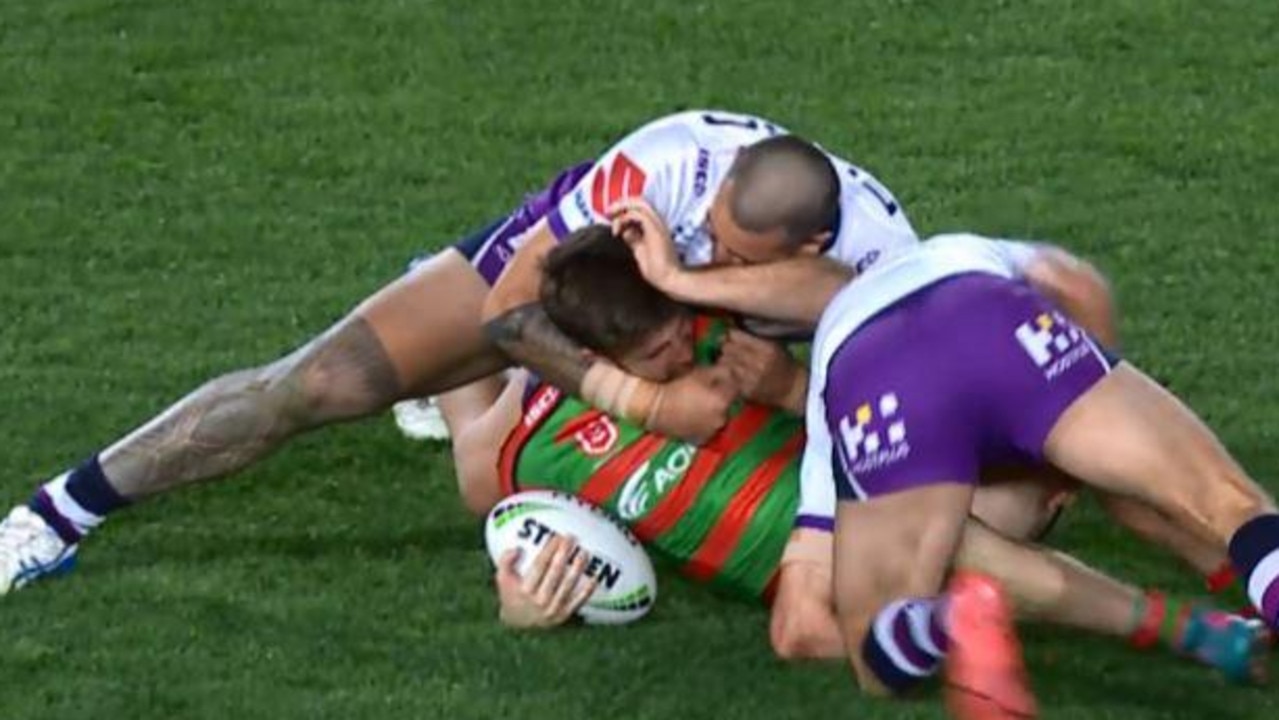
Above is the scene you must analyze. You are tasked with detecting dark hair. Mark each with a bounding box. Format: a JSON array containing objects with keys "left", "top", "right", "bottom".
[
  {"left": 726, "top": 134, "right": 840, "bottom": 244},
  {"left": 539, "top": 225, "right": 684, "bottom": 357}
]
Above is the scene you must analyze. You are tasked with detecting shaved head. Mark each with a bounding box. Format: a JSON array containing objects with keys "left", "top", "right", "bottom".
[{"left": 725, "top": 135, "right": 840, "bottom": 245}]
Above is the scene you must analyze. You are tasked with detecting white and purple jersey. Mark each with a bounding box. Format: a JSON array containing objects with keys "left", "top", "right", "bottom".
[
  {"left": 545, "top": 110, "right": 918, "bottom": 273},
  {"left": 797, "top": 234, "right": 1113, "bottom": 516}
]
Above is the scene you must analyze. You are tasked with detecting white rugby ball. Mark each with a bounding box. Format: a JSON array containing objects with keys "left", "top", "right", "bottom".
[{"left": 484, "top": 490, "right": 657, "bottom": 625}]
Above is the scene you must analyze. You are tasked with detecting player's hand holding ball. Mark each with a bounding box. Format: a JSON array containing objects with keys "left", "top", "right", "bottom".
[{"left": 495, "top": 535, "right": 599, "bottom": 630}]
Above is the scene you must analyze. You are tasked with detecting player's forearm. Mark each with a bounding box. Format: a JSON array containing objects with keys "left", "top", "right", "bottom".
[
  {"left": 484, "top": 304, "right": 672, "bottom": 433},
  {"left": 667, "top": 257, "right": 854, "bottom": 327},
  {"left": 484, "top": 303, "right": 594, "bottom": 392}
]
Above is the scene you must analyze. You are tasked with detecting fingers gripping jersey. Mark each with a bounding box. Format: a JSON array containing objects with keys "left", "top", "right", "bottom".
[
  {"left": 498, "top": 318, "right": 804, "bottom": 601},
  {"left": 546, "top": 110, "right": 920, "bottom": 272}
]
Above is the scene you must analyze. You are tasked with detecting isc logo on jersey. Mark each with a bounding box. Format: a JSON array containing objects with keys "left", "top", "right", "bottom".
[{"left": 616, "top": 444, "right": 696, "bottom": 521}]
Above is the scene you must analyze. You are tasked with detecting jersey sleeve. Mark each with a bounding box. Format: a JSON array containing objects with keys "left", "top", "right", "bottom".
[
  {"left": 545, "top": 120, "right": 699, "bottom": 240},
  {"left": 988, "top": 239, "right": 1043, "bottom": 277}
]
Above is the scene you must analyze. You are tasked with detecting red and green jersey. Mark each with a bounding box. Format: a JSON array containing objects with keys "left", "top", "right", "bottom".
[{"left": 497, "top": 317, "right": 804, "bottom": 601}]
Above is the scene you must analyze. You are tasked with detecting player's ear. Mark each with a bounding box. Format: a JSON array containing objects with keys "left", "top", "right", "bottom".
[{"left": 796, "top": 231, "right": 831, "bottom": 256}]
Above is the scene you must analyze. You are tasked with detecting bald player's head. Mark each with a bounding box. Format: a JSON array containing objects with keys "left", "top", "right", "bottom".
[{"left": 725, "top": 135, "right": 840, "bottom": 247}]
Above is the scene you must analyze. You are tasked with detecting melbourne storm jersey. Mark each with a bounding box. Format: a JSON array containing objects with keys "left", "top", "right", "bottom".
[{"left": 545, "top": 110, "right": 919, "bottom": 273}]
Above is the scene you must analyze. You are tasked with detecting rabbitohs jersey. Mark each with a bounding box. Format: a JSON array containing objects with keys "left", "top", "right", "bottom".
[
  {"left": 545, "top": 110, "right": 919, "bottom": 274},
  {"left": 497, "top": 317, "right": 804, "bottom": 600}
]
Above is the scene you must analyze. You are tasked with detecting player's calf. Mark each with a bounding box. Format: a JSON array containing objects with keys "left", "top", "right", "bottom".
[
  {"left": 12, "top": 315, "right": 407, "bottom": 579},
  {"left": 1044, "top": 365, "right": 1279, "bottom": 630}
]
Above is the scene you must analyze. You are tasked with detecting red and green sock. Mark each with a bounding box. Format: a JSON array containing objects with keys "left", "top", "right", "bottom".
[{"left": 1128, "top": 591, "right": 1202, "bottom": 653}]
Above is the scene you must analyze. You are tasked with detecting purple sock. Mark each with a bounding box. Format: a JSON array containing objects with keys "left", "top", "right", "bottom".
[
  {"left": 861, "top": 597, "right": 949, "bottom": 693},
  {"left": 28, "top": 455, "right": 130, "bottom": 544}
]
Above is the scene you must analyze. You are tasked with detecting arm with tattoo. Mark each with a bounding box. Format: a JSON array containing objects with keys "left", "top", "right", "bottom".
[{"left": 483, "top": 302, "right": 593, "bottom": 392}]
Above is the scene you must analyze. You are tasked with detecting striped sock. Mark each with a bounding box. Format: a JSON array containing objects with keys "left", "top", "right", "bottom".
[
  {"left": 861, "top": 597, "right": 949, "bottom": 693},
  {"left": 1127, "top": 591, "right": 1201, "bottom": 652},
  {"left": 1227, "top": 514, "right": 1279, "bottom": 629},
  {"left": 27, "top": 455, "right": 130, "bottom": 545}
]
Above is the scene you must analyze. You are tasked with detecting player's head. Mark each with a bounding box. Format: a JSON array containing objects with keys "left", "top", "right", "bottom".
[
  {"left": 709, "top": 134, "right": 839, "bottom": 265},
  {"left": 541, "top": 225, "right": 695, "bottom": 381}
]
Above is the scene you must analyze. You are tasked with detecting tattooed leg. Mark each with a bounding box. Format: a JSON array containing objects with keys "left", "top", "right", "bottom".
[
  {"left": 100, "top": 317, "right": 403, "bottom": 498},
  {"left": 100, "top": 250, "right": 508, "bottom": 499}
]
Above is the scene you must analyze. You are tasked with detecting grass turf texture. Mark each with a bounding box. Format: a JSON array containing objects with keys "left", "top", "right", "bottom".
[{"left": 2, "top": 0, "right": 1278, "bottom": 717}]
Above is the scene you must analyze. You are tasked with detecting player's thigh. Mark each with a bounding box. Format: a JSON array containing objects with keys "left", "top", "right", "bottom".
[
  {"left": 354, "top": 250, "right": 508, "bottom": 397},
  {"left": 971, "top": 465, "right": 1076, "bottom": 542},
  {"left": 833, "top": 484, "right": 973, "bottom": 689},
  {"left": 451, "top": 372, "right": 527, "bottom": 516},
  {"left": 1045, "top": 363, "right": 1275, "bottom": 545}
]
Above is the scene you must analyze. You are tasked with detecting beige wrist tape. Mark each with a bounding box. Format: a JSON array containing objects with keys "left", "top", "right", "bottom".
[{"left": 582, "top": 362, "right": 661, "bottom": 424}]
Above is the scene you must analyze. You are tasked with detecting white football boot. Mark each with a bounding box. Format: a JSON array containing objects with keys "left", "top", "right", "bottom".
[
  {"left": 392, "top": 397, "right": 451, "bottom": 441},
  {"left": 0, "top": 506, "right": 77, "bottom": 595}
]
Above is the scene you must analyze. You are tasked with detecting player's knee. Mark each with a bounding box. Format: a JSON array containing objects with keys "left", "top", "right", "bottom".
[{"left": 1204, "top": 476, "right": 1276, "bottom": 537}]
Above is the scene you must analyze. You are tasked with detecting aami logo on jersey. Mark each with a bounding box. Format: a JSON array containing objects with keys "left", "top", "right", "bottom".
[
  {"left": 836, "top": 393, "right": 909, "bottom": 476},
  {"left": 1015, "top": 312, "right": 1091, "bottom": 381},
  {"left": 616, "top": 444, "right": 695, "bottom": 521},
  {"left": 590, "top": 153, "right": 648, "bottom": 215}
]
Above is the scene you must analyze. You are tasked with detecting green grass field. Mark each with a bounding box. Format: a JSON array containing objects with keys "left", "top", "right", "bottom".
[{"left": 2, "top": 0, "right": 1279, "bottom": 717}]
